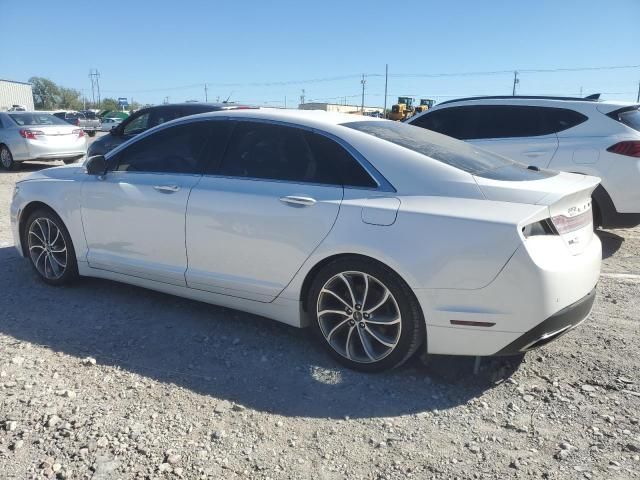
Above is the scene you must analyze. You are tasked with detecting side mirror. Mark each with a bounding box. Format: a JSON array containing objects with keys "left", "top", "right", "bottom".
[
  {"left": 110, "top": 126, "right": 121, "bottom": 136},
  {"left": 85, "top": 155, "right": 108, "bottom": 176}
]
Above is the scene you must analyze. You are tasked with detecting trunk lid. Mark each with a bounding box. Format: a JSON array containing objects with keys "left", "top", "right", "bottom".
[
  {"left": 27, "top": 125, "right": 80, "bottom": 145},
  {"left": 474, "top": 171, "right": 600, "bottom": 255}
]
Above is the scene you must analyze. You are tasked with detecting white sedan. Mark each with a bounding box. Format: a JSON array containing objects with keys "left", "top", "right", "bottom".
[
  {"left": 10, "top": 109, "right": 601, "bottom": 371},
  {"left": 100, "top": 117, "right": 123, "bottom": 132}
]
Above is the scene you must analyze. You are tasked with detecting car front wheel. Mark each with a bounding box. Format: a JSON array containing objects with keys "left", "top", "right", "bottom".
[
  {"left": 25, "top": 209, "right": 78, "bottom": 285},
  {"left": 308, "top": 257, "right": 425, "bottom": 372}
]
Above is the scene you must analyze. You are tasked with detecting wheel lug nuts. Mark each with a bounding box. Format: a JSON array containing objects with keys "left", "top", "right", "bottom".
[
  {"left": 355, "top": 304, "right": 361, "bottom": 311},
  {"left": 363, "top": 313, "right": 370, "bottom": 319},
  {"left": 346, "top": 307, "right": 352, "bottom": 314},
  {"left": 349, "top": 320, "right": 355, "bottom": 326},
  {"left": 359, "top": 322, "right": 365, "bottom": 328}
]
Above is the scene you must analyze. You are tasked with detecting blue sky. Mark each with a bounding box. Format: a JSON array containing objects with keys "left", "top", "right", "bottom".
[{"left": 1, "top": 0, "right": 639, "bottom": 107}]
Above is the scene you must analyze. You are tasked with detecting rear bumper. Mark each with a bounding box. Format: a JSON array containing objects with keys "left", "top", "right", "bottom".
[
  {"left": 415, "top": 233, "right": 601, "bottom": 356},
  {"left": 494, "top": 287, "right": 596, "bottom": 355}
]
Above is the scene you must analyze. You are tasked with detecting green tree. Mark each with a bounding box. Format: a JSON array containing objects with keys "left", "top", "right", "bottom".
[
  {"left": 100, "top": 98, "right": 120, "bottom": 112},
  {"left": 29, "top": 77, "right": 60, "bottom": 110},
  {"left": 58, "top": 87, "right": 84, "bottom": 111}
]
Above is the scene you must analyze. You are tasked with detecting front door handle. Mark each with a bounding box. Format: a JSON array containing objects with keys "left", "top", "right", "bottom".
[
  {"left": 154, "top": 185, "right": 181, "bottom": 194},
  {"left": 279, "top": 195, "right": 316, "bottom": 207}
]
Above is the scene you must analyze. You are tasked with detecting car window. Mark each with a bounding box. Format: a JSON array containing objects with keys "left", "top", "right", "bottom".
[
  {"left": 9, "top": 113, "right": 68, "bottom": 126},
  {"left": 149, "top": 108, "right": 184, "bottom": 129},
  {"left": 123, "top": 112, "right": 151, "bottom": 135},
  {"left": 411, "top": 107, "right": 478, "bottom": 140},
  {"left": 343, "top": 120, "right": 556, "bottom": 181},
  {"left": 541, "top": 107, "right": 588, "bottom": 134},
  {"left": 472, "top": 105, "right": 545, "bottom": 139},
  {"left": 608, "top": 107, "right": 640, "bottom": 132},
  {"left": 114, "top": 122, "right": 211, "bottom": 174},
  {"left": 304, "top": 131, "right": 378, "bottom": 188},
  {"left": 414, "top": 105, "right": 576, "bottom": 140},
  {"left": 216, "top": 121, "right": 376, "bottom": 186}
]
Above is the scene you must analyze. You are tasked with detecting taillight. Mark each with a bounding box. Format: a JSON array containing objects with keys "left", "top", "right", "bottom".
[
  {"left": 607, "top": 141, "right": 640, "bottom": 158},
  {"left": 73, "top": 129, "right": 85, "bottom": 137},
  {"left": 551, "top": 209, "right": 593, "bottom": 234},
  {"left": 19, "top": 129, "right": 44, "bottom": 140}
]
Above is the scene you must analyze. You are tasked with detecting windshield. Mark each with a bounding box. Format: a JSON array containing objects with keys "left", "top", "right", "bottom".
[
  {"left": 343, "top": 120, "right": 556, "bottom": 180},
  {"left": 9, "top": 113, "right": 69, "bottom": 126}
]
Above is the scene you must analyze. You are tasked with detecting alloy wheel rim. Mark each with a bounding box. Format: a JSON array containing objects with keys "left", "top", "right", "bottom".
[
  {"left": 316, "top": 271, "right": 402, "bottom": 363},
  {"left": 28, "top": 218, "right": 68, "bottom": 280},
  {"left": 1, "top": 149, "right": 11, "bottom": 168}
]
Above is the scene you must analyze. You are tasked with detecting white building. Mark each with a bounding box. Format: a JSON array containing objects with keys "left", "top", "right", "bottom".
[
  {"left": 298, "top": 102, "right": 383, "bottom": 115},
  {"left": 0, "top": 79, "right": 34, "bottom": 111}
]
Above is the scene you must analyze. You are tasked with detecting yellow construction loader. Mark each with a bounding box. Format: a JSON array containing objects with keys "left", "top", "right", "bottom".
[
  {"left": 388, "top": 96, "right": 415, "bottom": 121},
  {"left": 414, "top": 98, "right": 435, "bottom": 114}
]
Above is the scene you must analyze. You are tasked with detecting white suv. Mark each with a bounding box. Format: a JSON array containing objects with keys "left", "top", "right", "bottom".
[{"left": 408, "top": 96, "right": 640, "bottom": 228}]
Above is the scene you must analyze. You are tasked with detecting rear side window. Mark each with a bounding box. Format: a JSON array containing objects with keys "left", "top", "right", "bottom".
[
  {"left": 216, "top": 121, "right": 377, "bottom": 187},
  {"left": 542, "top": 108, "right": 588, "bottom": 134},
  {"left": 344, "top": 120, "right": 556, "bottom": 180},
  {"left": 608, "top": 106, "right": 640, "bottom": 132},
  {"left": 114, "top": 122, "right": 211, "bottom": 174}
]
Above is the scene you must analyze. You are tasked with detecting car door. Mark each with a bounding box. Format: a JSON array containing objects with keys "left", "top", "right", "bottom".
[
  {"left": 464, "top": 105, "right": 559, "bottom": 168},
  {"left": 185, "top": 120, "right": 347, "bottom": 302},
  {"left": 81, "top": 120, "right": 212, "bottom": 286}
]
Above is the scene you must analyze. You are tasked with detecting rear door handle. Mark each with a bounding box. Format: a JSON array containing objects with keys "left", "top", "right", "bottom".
[
  {"left": 154, "top": 185, "right": 181, "bottom": 193},
  {"left": 279, "top": 195, "right": 316, "bottom": 207}
]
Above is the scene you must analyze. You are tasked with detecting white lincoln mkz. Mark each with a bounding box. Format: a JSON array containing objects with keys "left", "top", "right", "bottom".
[{"left": 10, "top": 109, "right": 602, "bottom": 371}]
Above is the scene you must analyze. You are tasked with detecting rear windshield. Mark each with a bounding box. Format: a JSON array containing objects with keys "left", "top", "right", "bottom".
[
  {"left": 343, "top": 120, "right": 556, "bottom": 181},
  {"left": 609, "top": 107, "right": 640, "bottom": 132},
  {"left": 82, "top": 111, "right": 97, "bottom": 119},
  {"left": 9, "top": 113, "right": 69, "bottom": 126}
]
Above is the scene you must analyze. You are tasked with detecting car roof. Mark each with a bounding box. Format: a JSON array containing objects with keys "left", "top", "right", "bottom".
[
  {"left": 412, "top": 96, "right": 638, "bottom": 120},
  {"left": 141, "top": 102, "right": 256, "bottom": 111},
  {"left": 184, "top": 107, "right": 385, "bottom": 129}
]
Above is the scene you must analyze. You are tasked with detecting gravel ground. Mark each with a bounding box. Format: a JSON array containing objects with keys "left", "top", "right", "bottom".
[{"left": 1, "top": 148, "right": 639, "bottom": 479}]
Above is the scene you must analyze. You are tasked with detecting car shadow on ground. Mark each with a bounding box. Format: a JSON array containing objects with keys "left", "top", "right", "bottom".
[
  {"left": 0, "top": 162, "right": 61, "bottom": 174},
  {"left": 0, "top": 246, "right": 522, "bottom": 419},
  {"left": 597, "top": 229, "right": 624, "bottom": 260}
]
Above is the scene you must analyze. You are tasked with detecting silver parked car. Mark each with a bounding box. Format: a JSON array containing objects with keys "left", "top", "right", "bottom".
[{"left": 0, "top": 112, "right": 88, "bottom": 170}]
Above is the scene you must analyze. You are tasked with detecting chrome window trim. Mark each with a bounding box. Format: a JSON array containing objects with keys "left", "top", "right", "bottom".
[
  {"left": 105, "top": 116, "right": 396, "bottom": 192},
  {"left": 207, "top": 117, "right": 396, "bottom": 192}
]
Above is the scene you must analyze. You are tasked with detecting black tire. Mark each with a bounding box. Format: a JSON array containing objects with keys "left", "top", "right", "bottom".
[
  {"left": 23, "top": 208, "right": 78, "bottom": 286},
  {"left": 63, "top": 159, "right": 77, "bottom": 165},
  {"left": 307, "top": 256, "right": 425, "bottom": 372},
  {"left": 0, "top": 145, "right": 18, "bottom": 171},
  {"left": 87, "top": 131, "right": 96, "bottom": 137}
]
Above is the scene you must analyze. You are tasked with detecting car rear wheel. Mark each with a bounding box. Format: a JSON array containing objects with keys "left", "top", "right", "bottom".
[
  {"left": 25, "top": 209, "right": 78, "bottom": 286},
  {"left": 63, "top": 159, "right": 77, "bottom": 165},
  {"left": 0, "top": 145, "right": 17, "bottom": 171},
  {"left": 87, "top": 131, "right": 96, "bottom": 137},
  {"left": 308, "top": 257, "right": 425, "bottom": 372}
]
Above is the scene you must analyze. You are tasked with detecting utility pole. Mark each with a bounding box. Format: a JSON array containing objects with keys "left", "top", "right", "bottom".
[
  {"left": 89, "top": 69, "right": 101, "bottom": 108},
  {"left": 284, "top": 96, "right": 287, "bottom": 109},
  {"left": 383, "top": 64, "right": 389, "bottom": 118},
  {"left": 637, "top": 80, "right": 640, "bottom": 102},
  {"left": 204, "top": 84, "right": 208, "bottom": 102},
  {"left": 512, "top": 71, "right": 519, "bottom": 96},
  {"left": 300, "top": 89, "right": 306, "bottom": 106},
  {"left": 360, "top": 74, "right": 366, "bottom": 112}
]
